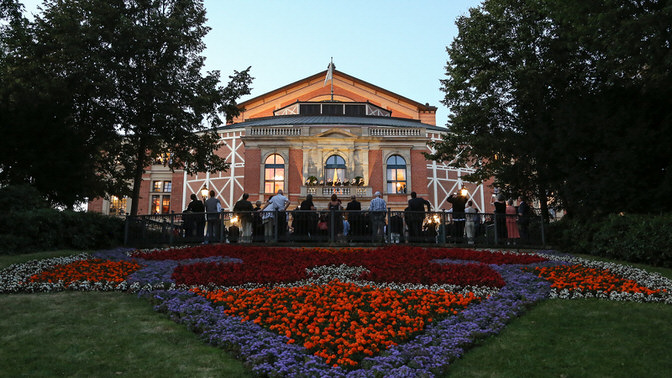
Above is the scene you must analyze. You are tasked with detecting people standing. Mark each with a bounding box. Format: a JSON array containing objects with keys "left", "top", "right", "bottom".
[
  {"left": 493, "top": 194, "right": 508, "bottom": 244},
  {"left": 407, "top": 191, "right": 431, "bottom": 243},
  {"left": 327, "top": 194, "right": 343, "bottom": 239},
  {"left": 269, "top": 189, "right": 290, "bottom": 241},
  {"left": 252, "top": 200, "right": 264, "bottom": 242},
  {"left": 369, "top": 191, "right": 387, "bottom": 243},
  {"left": 204, "top": 190, "right": 222, "bottom": 243},
  {"left": 505, "top": 199, "right": 520, "bottom": 245},
  {"left": 184, "top": 193, "right": 205, "bottom": 241},
  {"left": 261, "top": 195, "right": 276, "bottom": 242},
  {"left": 517, "top": 196, "right": 531, "bottom": 243},
  {"left": 346, "top": 195, "right": 362, "bottom": 239},
  {"left": 233, "top": 193, "right": 254, "bottom": 243},
  {"left": 446, "top": 192, "right": 467, "bottom": 242},
  {"left": 465, "top": 200, "right": 477, "bottom": 245},
  {"left": 298, "top": 194, "right": 317, "bottom": 239},
  {"left": 262, "top": 190, "right": 290, "bottom": 242}
]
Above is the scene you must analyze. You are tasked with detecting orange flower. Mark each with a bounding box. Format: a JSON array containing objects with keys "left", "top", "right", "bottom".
[
  {"left": 29, "top": 259, "right": 142, "bottom": 287},
  {"left": 529, "top": 265, "right": 665, "bottom": 296},
  {"left": 193, "top": 280, "right": 481, "bottom": 367}
]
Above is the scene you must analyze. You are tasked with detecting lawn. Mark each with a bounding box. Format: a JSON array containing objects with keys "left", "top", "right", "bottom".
[{"left": 1, "top": 247, "right": 671, "bottom": 377}]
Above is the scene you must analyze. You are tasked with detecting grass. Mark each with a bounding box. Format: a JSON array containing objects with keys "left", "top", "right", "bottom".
[
  {"left": 445, "top": 299, "right": 672, "bottom": 377},
  {"left": 2, "top": 250, "right": 672, "bottom": 377},
  {"left": 0, "top": 249, "right": 87, "bottom": 269},
  {"left": 0, "top": 291, "right": 252, "bottom": 377}
]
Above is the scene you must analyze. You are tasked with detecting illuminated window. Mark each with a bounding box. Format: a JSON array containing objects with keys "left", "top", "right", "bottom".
[
  {"left": 325, "top": 155, "right": 346, "bottom": 184},
  {"left": 264, "top": 154, "right": 285, "bottom": 193},
  {"left": 151, "top": 181, "right": 172, "bottom": 214},
  {"left": 386, "top": 155, "right": 407, "bottom": 194},
  {"left": 109, "top": 196, "right": 127, "bottom": 215},
  {"left": 151, "top": 195, "right": 171, "bottom": 214},
  {"left": 152, "top": 180, "right": 171, "bottom": 192},
  {"left": 154, "top": 152, "right": 173, "bottom": 165}
]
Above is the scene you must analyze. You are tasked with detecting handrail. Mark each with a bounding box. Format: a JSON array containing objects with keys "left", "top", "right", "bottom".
[{"left": 124, "top": 209, "right": 546, "bottom": 249}]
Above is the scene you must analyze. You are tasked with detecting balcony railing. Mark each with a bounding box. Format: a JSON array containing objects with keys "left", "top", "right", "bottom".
[{"left": 301, "top": 185, "right": 371, "bottom": 198}]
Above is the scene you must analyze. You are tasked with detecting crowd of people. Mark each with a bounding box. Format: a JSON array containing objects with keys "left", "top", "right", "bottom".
[{"left": 179, "top": 188, "right": 533, "bottom": 245}]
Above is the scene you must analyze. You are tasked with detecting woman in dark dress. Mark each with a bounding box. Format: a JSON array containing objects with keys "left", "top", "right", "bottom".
[
  {"left": 493, "top": 194, "right": 508, "bottom": 243},
  {"left": 327, "top": 194, "right": 343, "bottom": 238}
]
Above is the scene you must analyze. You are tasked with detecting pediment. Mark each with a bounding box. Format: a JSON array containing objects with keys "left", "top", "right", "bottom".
[
  {"left": 314, "top": 128, "right": 358, "bottom": 138},
  {"left": 233, "top": 70, "right": 437, "bottom": 124}
]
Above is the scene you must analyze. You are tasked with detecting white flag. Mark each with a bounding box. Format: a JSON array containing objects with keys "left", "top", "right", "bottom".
[{"left": 324, "top": 60, "right": 334, "bottom": 86}]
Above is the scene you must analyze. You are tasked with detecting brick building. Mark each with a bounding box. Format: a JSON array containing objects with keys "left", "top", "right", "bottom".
[{"left": 89, "top": 69, "right": 493, "bottom": 215}]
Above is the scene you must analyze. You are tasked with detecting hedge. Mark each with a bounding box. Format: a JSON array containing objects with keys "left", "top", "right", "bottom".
[
  {"left": 548, "top": 213, "right": 672, "bottom": 267},
  {"left": 0, "top": 209, "right": 124, "bottom": 254}
]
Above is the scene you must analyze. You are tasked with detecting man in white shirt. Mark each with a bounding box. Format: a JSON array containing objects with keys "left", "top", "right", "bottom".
[
  {"left": 369, "top": 191, "right": 387, "bottom": 243},
  {"left": 262, "top": 189, "right": 290, "bottom": 242}
]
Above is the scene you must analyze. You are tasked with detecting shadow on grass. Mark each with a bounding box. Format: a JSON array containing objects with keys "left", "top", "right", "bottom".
[
  {"left": 0, "top": 291, "right": 253, "bottom": 377},
  {"left": 445, "top": 298, "right": 672, "bottom": 377}
]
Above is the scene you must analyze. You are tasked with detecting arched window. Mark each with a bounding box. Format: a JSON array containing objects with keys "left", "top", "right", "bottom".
[
  {"left": 325, "top": 155, "right": 346, "bottom": 184},
  {"left": 386, "top": 155, "right": 407, "bottom": 194},
  {"left": 264, "top": 154, "right": 285, "bottom": 193}
]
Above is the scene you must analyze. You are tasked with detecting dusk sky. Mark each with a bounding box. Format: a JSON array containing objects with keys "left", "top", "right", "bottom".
[{"left": 19, "top": 0, "right": 483, "bottom": 126}]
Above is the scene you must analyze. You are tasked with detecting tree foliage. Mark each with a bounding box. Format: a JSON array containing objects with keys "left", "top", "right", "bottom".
[
  {"left": 428, "top": 0, "right": 672, "bottom": 217},
  {"left": 1, "top": 0, "right": 252, "bottom": 213}
]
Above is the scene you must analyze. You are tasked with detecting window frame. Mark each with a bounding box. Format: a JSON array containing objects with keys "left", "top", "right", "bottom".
[
  {"left": 264, "top": 154, "right": 286, "bottom": 194},
  {"left": 324, "top": 154, "right": 346, "bottom": 184},
  {"left": 386, "top": 155, "right": 407, "bottom": 194},
  {"left": 150, "top": 180, "right": 172, "bottom": 214}
]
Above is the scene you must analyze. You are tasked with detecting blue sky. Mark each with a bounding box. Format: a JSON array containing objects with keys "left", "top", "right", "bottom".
[{"left": 19, "top": 0, "right": 483, "bottom": 127}]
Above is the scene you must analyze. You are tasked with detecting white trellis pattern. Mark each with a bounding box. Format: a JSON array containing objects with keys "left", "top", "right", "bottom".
[
  {"left": 426, "top": 132, "right": 487, "bottom": 212},
  {"left": 182, "top": 129, "right": 246, "bottom": 211}
]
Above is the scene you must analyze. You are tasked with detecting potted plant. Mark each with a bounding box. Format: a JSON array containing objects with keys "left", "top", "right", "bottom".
[
  {"left": 354, "top": 176, "right": 364, "bottom": 186},
  {"left": 305, "top": 176, "right": 318, "bottom": 186}
]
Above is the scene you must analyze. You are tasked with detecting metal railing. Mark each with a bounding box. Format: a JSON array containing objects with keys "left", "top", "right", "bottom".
[{"left": 124, "top": 209, "right": 547, "bottom": 248}]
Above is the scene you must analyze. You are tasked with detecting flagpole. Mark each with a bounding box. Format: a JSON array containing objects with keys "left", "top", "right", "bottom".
[{"left": 330, "top": 57, "right": 334, "bottom": 101}]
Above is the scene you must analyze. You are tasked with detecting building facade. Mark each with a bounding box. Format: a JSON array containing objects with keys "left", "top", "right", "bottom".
[{"left": 89, "top": 69, "right": 494, "bottom": 215}]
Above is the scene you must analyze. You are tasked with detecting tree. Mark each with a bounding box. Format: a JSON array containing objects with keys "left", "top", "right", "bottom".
[
  {"left": 427, "top": 0, "right": 561, "bottom": 219},
  {"left": 1, "top": 0, "right": 252, "bottom": 213},
  {"left": 428, "top": 0, "right": 672, "bottom": 217}
]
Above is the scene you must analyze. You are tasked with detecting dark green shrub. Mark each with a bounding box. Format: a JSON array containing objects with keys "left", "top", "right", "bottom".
[
  {"left": 550, "top": 214, "right": 672, "bottom": 267},
  {"left": 0, "top": 184, "right": 49, "bottom": 212},
  {"left": 0, "top": 209, "right": 124, "bottom": 254}
]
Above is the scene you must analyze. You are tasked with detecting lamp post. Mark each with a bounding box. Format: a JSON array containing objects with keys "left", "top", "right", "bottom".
[{"left": 201, "top": 186, "right": 209, "bottom": 202}]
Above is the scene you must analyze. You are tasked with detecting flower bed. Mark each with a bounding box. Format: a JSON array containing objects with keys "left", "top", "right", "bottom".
[{"left": 2, "top": 246, "right": 672, "bottom": 377}]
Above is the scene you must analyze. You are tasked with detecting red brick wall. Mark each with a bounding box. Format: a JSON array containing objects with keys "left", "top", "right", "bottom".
[
  {"left": 368, "top": 149, "right": 383, "bottom": 193},
  {"left": 137, "top": 177, "right": 150, "bottom": 214},
  {"left": 288, "top": 148, "right": 303, "bottom": 204},
  {"left": 88, "top": 197, "right": 104, "bottom": 213},
  {"left": 244, "top": 148, "right": 262, "bottom": 202},
  {"left": 410, "top": 150, "right": 429, "bottom": 198},
  {"left": 171, "top": 171, "right": 184, "bottom": 213},
  {"left": 386, "top": 194, "right": 408, "bottom": 210}
]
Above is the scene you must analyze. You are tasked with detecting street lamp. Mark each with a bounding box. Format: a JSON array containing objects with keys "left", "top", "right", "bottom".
[{"left": 201, "top": 186, "right": 209, "bottom": 201}]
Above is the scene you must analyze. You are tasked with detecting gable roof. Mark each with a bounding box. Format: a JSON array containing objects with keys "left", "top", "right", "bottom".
[{"left": 232, "top": 70, "right": 438, "bottom": 125}]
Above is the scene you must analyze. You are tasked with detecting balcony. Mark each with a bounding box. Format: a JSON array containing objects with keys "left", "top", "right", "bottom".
[{"left": 300, "top": 186, "right": 372, "bottom": 199}]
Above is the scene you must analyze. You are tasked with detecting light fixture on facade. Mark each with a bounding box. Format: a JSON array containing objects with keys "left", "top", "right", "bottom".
[
  {"left": 460, "top": 187, "right": 469, "bottom": 197},
  {"left": 201, "top": 186, "right": 209, "bottom": 199}
]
